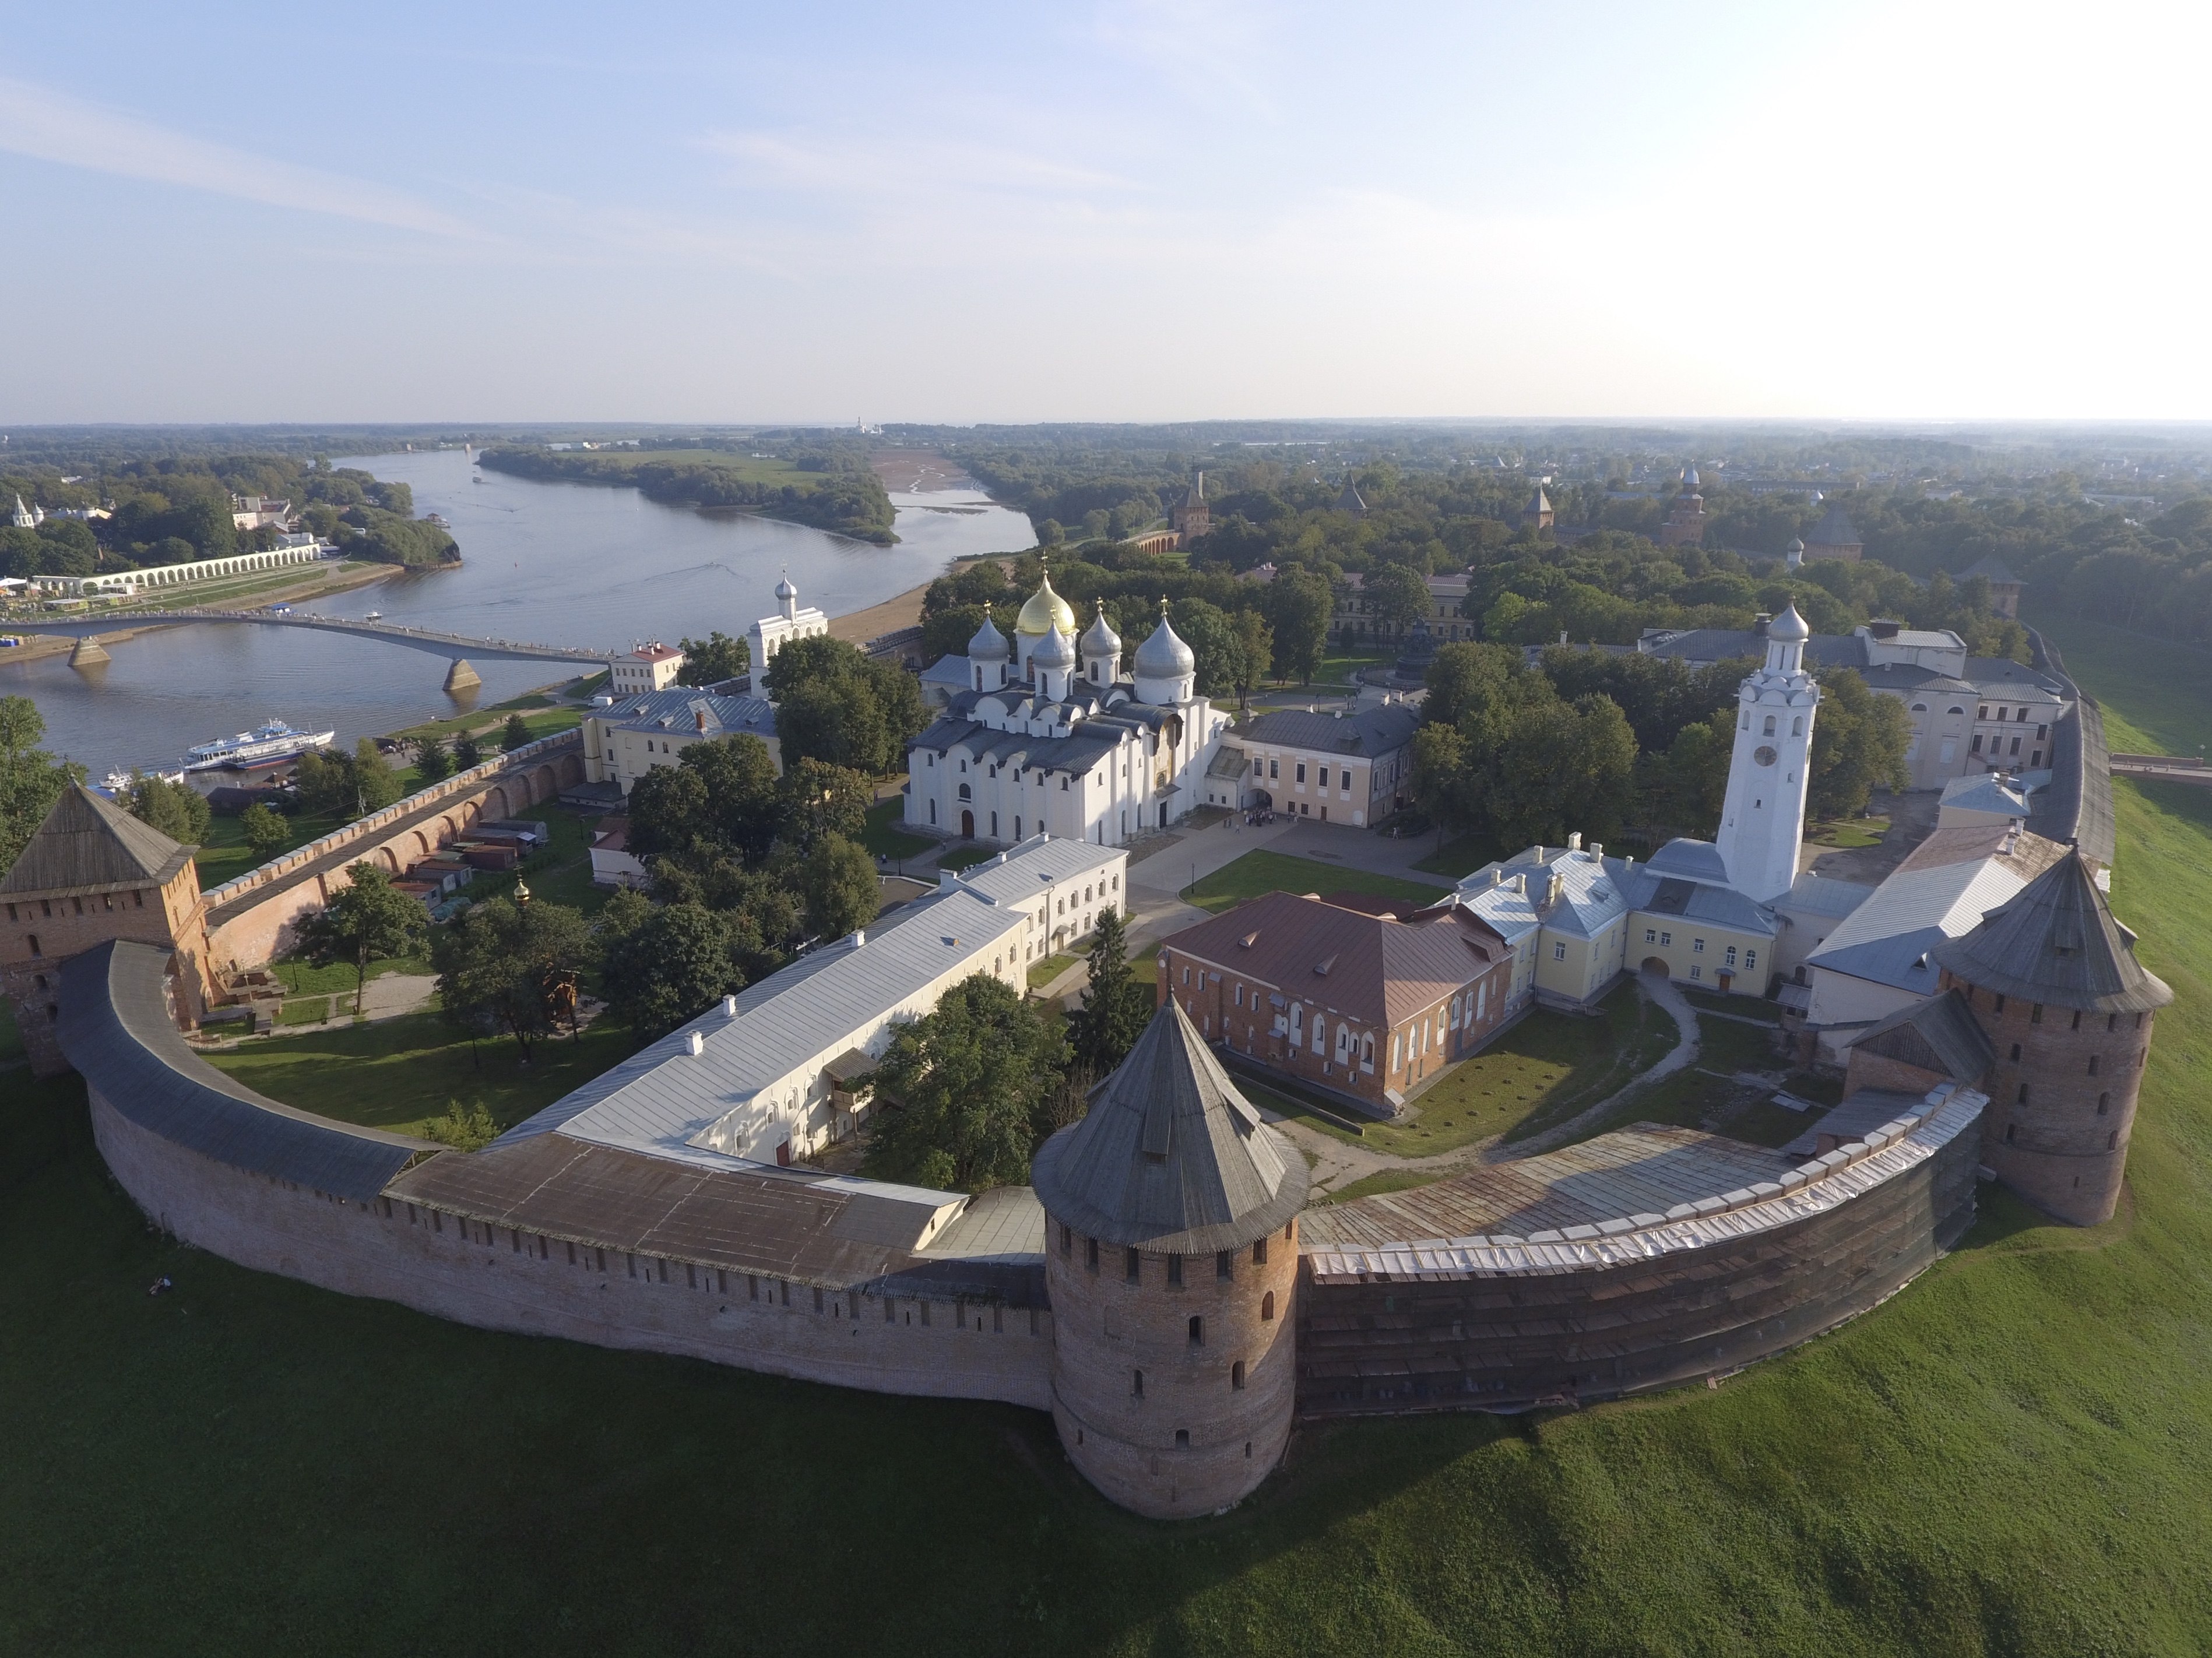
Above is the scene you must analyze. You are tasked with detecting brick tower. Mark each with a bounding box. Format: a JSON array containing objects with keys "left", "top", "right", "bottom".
[
  {"left": 1658, "top": 465, "right": 1707, "bottom": 547},
  {"left": 1, "top": 785, "right": 215, "bottom": 1076},
  {"left": 1934, "top": 852, "right": 2170, "bottom": 1224},
  {"left": 1031, "top": 1000, "right": 1308, "bottom": 1519}
]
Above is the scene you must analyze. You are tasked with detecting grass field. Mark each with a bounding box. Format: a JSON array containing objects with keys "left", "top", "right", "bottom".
[
  {"left": 863, "top": 797, "right": 933, "bottom": 860},
  {"left": 192, "top": 807, "right": 348, "bottom": 890},
  {"left": 1181, "top": 849, "right": 1447, "bottom": 913},
  {"left": 5, "top": 626, "right": 2212, "bottom": 1653},
  {"left": 935, "top": 841, "right": 999, "bottom": 873}
]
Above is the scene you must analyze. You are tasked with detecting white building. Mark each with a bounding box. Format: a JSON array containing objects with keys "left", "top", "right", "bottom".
[
  {"left": 609, "top": 643, "right": 686, "bottom": 695},
  {"left": 1714, "top": 603, "right": 1821, "bottom": 904},
  {"left": 904, "top": 573, "right": 1230, "bottom": 847},
  {"left": 508, "top": 834, "right": 1128, "bottom": 1166},
  {"left": 581, "top": 687, "right": 780, "bottom": 794},
  {"left": 750, "top": 575, "right": 829, "bottom": 698},
  {"left": 11, "top": 495, "right": 42, "bottom": 529}
]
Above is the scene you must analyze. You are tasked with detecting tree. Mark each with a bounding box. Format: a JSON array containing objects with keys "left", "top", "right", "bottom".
[
  {"left": 1809, "top": 668, "right": 1912, "bottom": 820},
  {"left": 625, "top": 733, "right": 782, "bottom": 864},
  {"left": 1228, "top": 608, "right": 1274, "bottom": 718},
  {"left": 1068, "top": 906, "right": 1150, "bottom": 1076},
  {"left": 297, "top": 862, "right": 428, "bottom": 1014},
  {"left": 502, "top": 713, "right": 532, "bottom": 752},
  {"left": 676, "top": 631, "right": 750, "bottom": 687},
  {"left": 451, "top": 731, "right": 483, "bottom": 769},
  {"left": 597, "top": 893, "right": 749, "bottom": 1038},
  {"left": 353, "top": 737, "right": 401, "bottom": 812},
  {"left": 803, "top": 833, "right": 879, "bottom": 941},
  {"left": 414, "top": 734, "right": 452, "bottom": 783},
  {"left": 124, "top": 773, "right": 212, "bottom": 845},
  {"left": 1168, "top": 598, "right": 1242, "bottom": 698},
  {"left": 239, "top": 801, "right": 289, "bottom": 861},
  {"left": 1645, "top": 719, "right": 1732, "bottom": 839},
  {"left": 1366, "top": 563, "right": 1433, "bottom": 636},
  {"left": 1264, "top": 562, "right": 1337, "bottom": 684},
  {"left": 777, "top": 758, "right": 871, "bottom": 851},
  {"left": 432, "top": 895, "right": 592, "bottom": 1061},
  {"left": 863, "top": 973, "right": 1066, "bottom": 1192},
  {"left": 0, "top": 696, "right": 84, "bottom": 875},
  {"left": 766, "top": 633, "right": 929, "bottom": 774},
  {"left": 920, "top": 603, "right": 986, "bottom": 664}
]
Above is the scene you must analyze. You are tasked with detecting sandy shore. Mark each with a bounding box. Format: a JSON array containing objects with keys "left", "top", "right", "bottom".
[{"left": 870, "top": 448, "right": 982, "bottom": 494}]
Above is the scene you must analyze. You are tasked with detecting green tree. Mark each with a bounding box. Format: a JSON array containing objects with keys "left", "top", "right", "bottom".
[
  {"left": 1646, "top": 719, "right": 1732, "bottom": 839},
  {"left": 1264, "top": 562, "right": 1337, "bottom": 684},
  {"left": 297, "top": 861, "right": 428, "bottom": 1014},
  {"left": 802, "top": 832, "right": 879, "bottom": 941},
  {"left": 597, "top": 893, "right": 750, "bottom": 1038},
  {"left": 1167, "top": 598, "right": 1242, "bottom": 698},
  {"left": 1068, "top": 906, "right": 1150, "bottom": 1077},
  {"left": 451, "top": 731, "right": 483, "bottom": 769},
  {"left": 414, "top": 734, "right": 452, "bottom": 783},
  {"left": 502, "top": 713, "right": 532, "bottom": 752},
  {"left": 767, "top": 633, "right": 929, "bottom": 774},
  {"left": 353, "top": 737, "right": 401, "bottom": 812},
  {"left": 626, "top": 734, "right": 783, "bottom": 865},
  {"left": 433, "top": 895, "right": 592, "bottom": 1061},
  {"left": 1366, "top": 563, "right": 1433, "bottom": 636},
  {"left": 0, "top": 696, "right": 85, "bottom": 875},
  {"left": 1809, "top": 668, "right": 1912, "bottom": 819},
  {"left": 1228, "top": 607, "right": 1274, "bottom": 717},
  {"left": 676, "top": 631, "right": 750, "bottom": 687},
  {"left": 124, "top": 773, "right": 212, "bottom": 845},
  {"left": 238, "top": 801, "right": 289, "bottom": 861},
  {"left": 863, "top": 973, "right": 1066, "bottom": 1191},
  {"left": 778, "top": 758, "right": 871, "bottom": 851}
]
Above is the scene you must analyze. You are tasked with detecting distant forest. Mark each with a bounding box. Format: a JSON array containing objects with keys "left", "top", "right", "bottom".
[{"left": 476, "top": 443, "right": 895, "bottom": 544}]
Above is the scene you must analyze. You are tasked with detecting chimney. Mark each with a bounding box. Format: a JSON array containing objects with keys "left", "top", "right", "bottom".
[
  {"left": 1559, "top": 629, "right": 1568, "bottom": 646},
  {"left": 853, "top": 929, "right": 866, "bottom": 949},
  {"left": 1547, "top": 871, "right": 1564, "bottom": 908},
  {"left": 1489, "top": 867, "right": 1502, "bottom": 888},
  {"left": 722, "top": 995, "right": 737, "bottom": 1016},
  {"left": 1754, "top": 612, "right": 1772, "bottom": 638},
  {"left": 1589, "top": 842, "right": 1603, "bottom": 858},
  {"left": 939, "top": 868, "right": 962, "bottom": 892},
  {"left": 695, "top": 707, "right": 708, "bottom": 733},
  {"left": 1567, "top": 832, "right": 1582, "bottom": 852},
  {"left": 686, "top": 1030, "right": 705, "bottom": 1057}
]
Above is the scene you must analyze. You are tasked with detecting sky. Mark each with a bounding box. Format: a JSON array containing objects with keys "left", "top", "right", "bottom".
[{"left": 2, "top": 0, "right": 2209, "bottom": 425}]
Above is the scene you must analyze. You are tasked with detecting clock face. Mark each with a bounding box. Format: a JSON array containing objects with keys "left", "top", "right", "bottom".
[{"left": 1753, "top": 744, "right": 1778, "bottom": 767}]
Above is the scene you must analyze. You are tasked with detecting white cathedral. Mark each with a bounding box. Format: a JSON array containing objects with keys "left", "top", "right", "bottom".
[{"left": 903, "top": 570, "right": 1230, "bottom": 847}]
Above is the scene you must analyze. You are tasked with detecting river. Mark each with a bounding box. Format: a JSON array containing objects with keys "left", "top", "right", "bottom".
[{"left": 2, "top": 449, "right": 1033, "bottom": 778}]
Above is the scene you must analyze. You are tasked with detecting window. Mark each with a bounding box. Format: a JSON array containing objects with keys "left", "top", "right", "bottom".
[
  {"left": 1232, "top": 1361, "right": 1246, "bottom": 1391},
  {"left": 2009, "top": 1043, "right": 2021, "bottom": 1062},
  {"left": 1182, "top": 964, "right": 1190, "bottom": 985},
  {"left": 2108, "top": 1131, "right": 2118, "bottom": 1151},
  {"left": 1994, "top": 994, "right": 2006, "bottom": 1013},
  {"left": 2017, "top": 1084, "right": 2030, "bottom": 1105},
  {"left": 1725, "top": 945, "right": 1738, "bottom": 967},
  {"left": 1792, "top": 716, "right": 1803, "bottom": 736},
  {"left": 1235, "top": 983, "right": 1243, "bottom": 1007},
  {"left": 1261, "top": 1290, "right": 1275, "bottom": 1321},
  {"left": 1978, "top": 705, "right": 1989, "bottom": 720},
  {"left": 1552, "top": 941, "right": 1566, "bottom": 961},
  {"left": 2031, "top": 1003, "right": 2044, "bottom": 1024},
  {"left": 1762, "top": 714, "right": 1777, "bottom": 736},
  {"left": 26, "top": 934, "right": 38, "bottom": 957},
  {"left": 1659, "top": 931, "right": 1672, "bottom": 947},
  {"left": 1060, "top": 1223, "right": 1072, "bottom": 1256},
  {"left": 2006, "top": 1123, "right": 2016, "bottom": 1144},
  {"left": 1253, "top": 1238, "right": 1268, "bottom": 1266},
  {"left": 1086, "top": 1237, "right": 1099, "bottom": 1272},
  {"left": 1644, "top": 928, "right": 1656, "bottom": 943},
  {"left": 1690, "top": 965, "right": 1703, "bottom": 980},
  {"left": 1167, "top": 1254, "right": 1183, "bottom": 1287},
  {"left": 2098, "top": 1093, "right": 2110, "bottom": 1116},
  {"left": 1295, "top": 763, "right": 1306, "bottom": 784},
  {"left": 1390, "top": 1032, "right": 1401, "bottom": 1071},
  {"left": 1188, "top": 1315, "right": 1203, "bottom": 1345},
  {"left": 1133, "top": 1370, "right": 1144, "bottom": 1398},
  {"left": 2088, "top": 1054, "right": 2100, "bottom": 1076},
  {"left": 1125, "top": 1247, "right": 1141, "bottom": 1283},
  {"left": 1174, "top": 1429, "right": 1190, "bottom": 1449},
  {"left": 1971, "top": 734, "right": 1984, "bottom": 754},
  {"left": 1693, "top": 938, "right": 1705, "bottom": 953},
  {"left": 1216, "top": 1250, "right": 1233, "bottom": 1280},
  {"left": 1269, "top": 759, "right": 1278, "bottom": 779}
]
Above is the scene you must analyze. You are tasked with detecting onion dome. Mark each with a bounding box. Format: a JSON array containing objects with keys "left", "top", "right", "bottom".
[
  {"left": 1769, "top": 602, "right": 1810, "bottom": 643},
  {"left": 968, "top": 601, "right": 1010, "bottom": 661},
  {"left": 1016, "top": 569, "right": 1077, "bottom": 638},
  {"left": 1032, "top": 622, "right": 1076, "bottom": 671},
  {"left": 1681, "top": 465, "right": 1700, "bottom": 490},
  {"left": 1081, "top": 598, "right": 1121, "bottom": 663},
  {"left": 1786, "top": 536, "right": 1806, "bottom": 555},
  {"left": 775, "top": 575, "right": 799, "bottom": 602},
  {"left": 1134, "top": 599, "right": 1195, "bottom": 680}
]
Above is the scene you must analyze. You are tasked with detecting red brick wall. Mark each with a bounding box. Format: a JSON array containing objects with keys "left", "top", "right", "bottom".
[{"left": 2, "top": 864, "right": 210, "bottom": 1076}]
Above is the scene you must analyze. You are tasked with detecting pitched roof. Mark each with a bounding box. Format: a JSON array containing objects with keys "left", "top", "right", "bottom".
[
  {"left": 1847, "top": 989, "right": 1994, "bottom": 1085},
  {"left": 1805, "top": 828, "right": 2069, "bottom": 992},
  {"left": 1236, "top": 703, "right": 1420, "bottom": 757},
  {"left": 1932, "top": 853, "right": 2172, "bottom": 1013},
  {"left": 1807, "top": 502, "right": 1862, "bottom": 546},
  {"left": 1031, "top": 999, "right": 1308, "bottom": 1253},
  {"left": 1959, "top": 554, "right": 2023, "bottom": 586},
  {"left": 1, "top": 784, "right": 194, "bottom": 897},
  {"left": 1164, "top": 889, "right": 1504, "bottom": 1029}
]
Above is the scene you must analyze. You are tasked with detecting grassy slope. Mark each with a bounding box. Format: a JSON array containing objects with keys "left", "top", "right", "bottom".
[
  {"left": 2, "top": 621, "right": 2211, "bottom": 1653},
  {"left": 1183, "top": 849, "right": 1447, "bottom": 913}
]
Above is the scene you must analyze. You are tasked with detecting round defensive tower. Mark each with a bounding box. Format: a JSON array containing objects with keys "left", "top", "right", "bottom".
[
  {"left": 1935, "top": 851, "right": 2171, "bottom": 1225},
  {"left": 1031, "top": 1000, "right": 1309, "bottom": 1519}
]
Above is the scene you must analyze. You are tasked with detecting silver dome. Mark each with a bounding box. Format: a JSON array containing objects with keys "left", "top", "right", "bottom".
[
  {"left": 1032, "top": 622, "right": 1076, "bottom": 670},
  {"left": 968, "top": 603, "right": 1011, "bottom": 661},
  {"left": 1770, "top": 602, "right": 1810, "bottom": 643},
  {"left": 1134, "top": 600, "right": 1195, "bottom": 680},
  {"left": 1081, "top": 598, "right": 1122, "bottom": 662},
  {"left": 775, "top": 575, "right": 799, "bottom": 601}
]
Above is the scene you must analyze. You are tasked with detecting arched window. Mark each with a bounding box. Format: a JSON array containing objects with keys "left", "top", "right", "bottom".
[
  {"left": 2017, "top": 1083, "right": 2030, "bottom": 1104},
  {"left": 1763, "top": 714, "right": 1777, "bottom": 736},
  {"left": 1791, "top": 716, "right": 1803, "bottom": 736},
  {"left": 1188, "top": 1315, "right": 1203, "bottom": 1345},
  {"left": 2088, "top": 1054, "right": 2100, "bottom": 1076},
  {"left": 1261, "top": 1290, "right": 1275, "bottom": 1321},
  {"left": 2097, "top": 1093, "right": 2111, "bottom": 1115},
  {"left": 1133, "top": 1369, "right": 1144, "bottom": 1398},
  {"left": 957, "top": 783, "right": 971, "bottom": 801},
  {"left": 2108, "top": 1131, "right": 2119, "bottom": 1150},
  {"left": 1232, "top": 1361, "right": 1246, "bottom": 1391},
  {"left": 1174, "top": 1429, "right": 1190, "bottom": 1449}
]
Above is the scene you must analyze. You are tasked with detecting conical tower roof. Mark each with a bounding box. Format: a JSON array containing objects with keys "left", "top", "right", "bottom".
[
  {"left": 1933, "top": 853, "right": 2172, "bottom": 1014},
  {"left": 1807, "top": 502, "right": 1860, "bottom": 546},
  {"left": 1336, "top": 478, "right": 1366, "bottom": 514},
  {"left": 1031, "top": 1000, "right": 1309, "bottom": 1253},
  {"left": 1, "top": 784, "right": 195, "bottom": 897}
]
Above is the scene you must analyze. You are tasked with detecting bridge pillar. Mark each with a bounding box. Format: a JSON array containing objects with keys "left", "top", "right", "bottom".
[
  {"left": 444, "top": 659, "right": 483, "bottom": 694},
  {"left": 70, "top": 636, "right": 111, "bottom": 669}
]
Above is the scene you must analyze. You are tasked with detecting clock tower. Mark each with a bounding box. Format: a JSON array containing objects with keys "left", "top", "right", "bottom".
[{"left": 1714, "top": 604, "right": 1820, "bottom": 903}]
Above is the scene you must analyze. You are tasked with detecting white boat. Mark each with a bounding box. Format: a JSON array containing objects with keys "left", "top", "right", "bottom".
[
  {"left": 100, "top": 768, "right": 188, "bottom": 794},
  {"left": 363, "top": 610, "right": 383, "bottom": 621},
  {"left": 182, "top": 720, "right": 337, "bottom": 772}
]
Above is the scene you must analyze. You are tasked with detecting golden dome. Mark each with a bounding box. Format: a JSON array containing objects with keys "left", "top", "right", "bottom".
[{"left": 1015, "top": 570, "right": 1077, "bottom": 638}]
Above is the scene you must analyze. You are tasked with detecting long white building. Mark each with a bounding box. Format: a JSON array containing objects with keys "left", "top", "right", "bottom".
[{"left": 905, "top": 572, "right": 1229, "bottom": 847}]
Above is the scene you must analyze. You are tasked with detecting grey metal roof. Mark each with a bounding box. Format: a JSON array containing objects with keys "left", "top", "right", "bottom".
[
  {"left": 1781, "top": 1089, "right": 1932, "bottom": 1158},
  {"left": 601, "top": 687, "right": 776, "bottom": 740},
  {"left": 1644, "top": 837, "right": 1731, "bottom": 885},
  {"left": 1806, "top": 503, "right": 1861, "bottom": 546},
  {"left": 1031, "top": 999, "right": 1308, "bottom": 1254},
  {"left": 1959, "top": 554, "right": 2023, "bottom": 586},
  {"left": 1806, "top": 830, "right": 2068, "bottom": 993},
  {"left": 1940, "top": 773, "right": 2031, "bottom": 817},
  {"left": 1639, "top": 629, "right": 1866, "bottom": 670},
  {"left": 1625, "top": 868, "right": 1777, "bottom": 935},
  {"left": 1236, "top": 703, "right": 1420, "bottom": 758},
  {"left": 1933, "top": 853, "right": 2171, "bottom": 1013},
  {"left": 2033, "top": 700, "right": 2115, "bottom": 870},
  {"left": 1963, "top": 656, "right": 2066, "bottom": 696},
  {"left": 1845, "top": 990, "right": 1993, "bottom": 1086},
  {"left": 2, "top": 784, "right": 194, "bottom": 897},
  {"left": 1780, "top": 872, "right": 1876, "bottom": 919},
  {"left": 58, "top": 941, "right": 432, "bottom": 1202}
]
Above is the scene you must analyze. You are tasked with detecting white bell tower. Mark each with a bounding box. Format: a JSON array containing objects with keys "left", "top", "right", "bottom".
[{"left": 1714, "top": 604, "right": 1820, "bottom": 903}]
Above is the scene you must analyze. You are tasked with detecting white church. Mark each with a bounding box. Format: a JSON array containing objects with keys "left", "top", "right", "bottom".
[{"left": 903, "top": 569, "right": 1230, "bottom": 847}]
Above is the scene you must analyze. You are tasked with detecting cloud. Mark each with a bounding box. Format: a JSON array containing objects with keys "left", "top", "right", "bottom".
[{"left": 0, "top": 76, "right": 479, "bottom": 237}]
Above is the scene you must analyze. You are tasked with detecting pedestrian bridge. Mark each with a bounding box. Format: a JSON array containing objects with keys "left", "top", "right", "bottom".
[{"left": 9, "top": 608, "right": 607, "bottom": 666}]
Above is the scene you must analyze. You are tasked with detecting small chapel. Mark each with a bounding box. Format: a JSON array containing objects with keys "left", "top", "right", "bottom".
[{"left": 903, "top": 568, "right": 1230, "bottom": 847}]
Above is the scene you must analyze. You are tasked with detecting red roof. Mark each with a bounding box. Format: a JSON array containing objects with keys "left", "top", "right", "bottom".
[{"left": 1165, "top": 890, "right": 1507, "bottom": 1029}]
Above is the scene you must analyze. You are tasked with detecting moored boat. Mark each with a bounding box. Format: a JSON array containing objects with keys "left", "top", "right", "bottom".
[{"left": 182, "top": 719, "right": 337, "bottom": 772}]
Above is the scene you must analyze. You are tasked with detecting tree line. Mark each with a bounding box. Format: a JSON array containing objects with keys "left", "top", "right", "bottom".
[{"left": 475, "top": 448, "right": 897, "bottom": 544}]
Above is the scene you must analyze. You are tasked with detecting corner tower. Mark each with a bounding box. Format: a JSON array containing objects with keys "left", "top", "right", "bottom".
[
  {"left": 1934, "top": 853, "right": 2171, "bottom": 1224},
  {"left": 1031, "top": 1001, "right": 1309, "bottom": 1519},
  {"left": 1714, "top": 603, "right": 1819, "bottom": 903}
]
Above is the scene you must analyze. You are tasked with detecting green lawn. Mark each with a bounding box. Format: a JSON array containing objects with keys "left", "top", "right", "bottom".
[
  {"left": 1805, "top": 815, "right": 1889, "bottom": 849},
  {"left": 863, "top": 797, "right": 933, "bottom": 860},
  {"left": 203, "top": 1008, "right": 638, "bottom": 1139},
  {"left": 270, "top": 953, "right": 430, "bottom": 997},
  {"left": 275, "top": 995, "right": 333, "bottom": 1027},
  {"left": 2032, "top": 610, "right": 2212, "bottom": 755},
  {"left": 1028, "top": 952, "right": 1078, "bottom": 989},
  {"left": 6, "top": 646, "right": 2212, "bottom": 1650},
  {"left": 1181, "top": 850, "right": 1448, "bottom": 914},
  {"left": 935, "top": 842, "right": 999, "bottom": 873},
  {"left": 193, "top": 807, "right": 347, "bottom": 891},
  {"left": 1313, "top": 1167, "right": 1448, "bottom": 1205},
  {"left": 455, "top": 806, "right": 616, "bottom": 917}
]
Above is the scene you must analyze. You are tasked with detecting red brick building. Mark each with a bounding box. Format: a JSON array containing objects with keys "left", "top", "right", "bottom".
[{"left": 1156, "top": 890, "right": 1514, "bottom": 1115}]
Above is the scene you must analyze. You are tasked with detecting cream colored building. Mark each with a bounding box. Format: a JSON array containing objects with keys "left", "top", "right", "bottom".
[
  {"left": 581, "top": 688, "right": 780, "bottom": 795},
  {"left": 609, "top": 643, "right": 686, "bottom": 695}
]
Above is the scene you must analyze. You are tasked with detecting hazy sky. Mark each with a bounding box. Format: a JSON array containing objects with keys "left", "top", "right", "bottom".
[{"left": 2, "top": 0, "right": 2206, "bottom": 424}]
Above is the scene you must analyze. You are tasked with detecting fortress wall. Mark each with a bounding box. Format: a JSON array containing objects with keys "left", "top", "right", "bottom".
[
  {"left": 203, "top": 737, "right": 585, "bottom": 970},
  {"left": 90, "top": 1088, "right": 1053, "bottom": 1410},
  {"left": 1296, "top": 1110, "right": 1980, "bottom": 1417}
]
